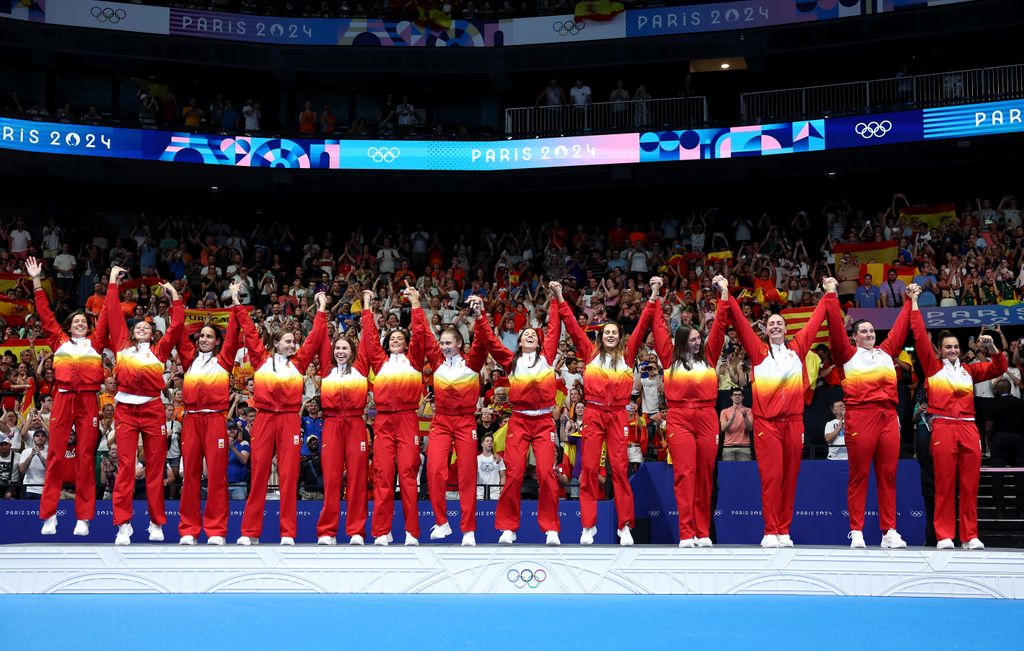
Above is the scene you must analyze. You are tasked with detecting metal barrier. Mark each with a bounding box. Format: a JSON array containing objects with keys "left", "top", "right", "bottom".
[
  {"left": 740, "top": 63, "right": 1024, "bottom": 123},
  {"left": 505, "top": 96, "right": 708, "bottom": 137}
]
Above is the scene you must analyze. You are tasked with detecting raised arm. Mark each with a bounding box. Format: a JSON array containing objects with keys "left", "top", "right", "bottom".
[
  {"left": 25, "top": 258, "right": 61, "bottom": 346},
  {"left": 967, "top": 333, "right": 1010, "bottom": 383},
  {"left": 558, "top": 299, "right": 594, "bottom": 363},
  {"left": 217, "top": 285, "right": 243, "bottom": 371},
  {"left": 910, "top": 289, "right": 942, "bottom": 379},
  {"left": 542, "top": 283, "right": 563, "bottom": 365},
  {"left": 293, "top": 293, "right": 328, "bottom": 373},
  {"left": 822, "top": 279, "right": 854, "bottom": 365},
  {"left": 703, "top": 276, "right": 731, "bottom": 366},
  {"left": 237, "top": 299, "right": 268, "bottom": 369},
  {"left": 360, "top": 290, "right": 387, "bottom": 372},
  {"left": 879, "top": 298, "right": 913, "bottom": 359},
  {"left": 475, "top": 308, "right": 515, "bottom": 371},
  {"left": 105, "top": 266, "right": 129, "bottom": 351},
  {"left": 725, "top": 296, "right": 767, "bottom": 365},
  {"left": 154, "top": 283, "right": 183, "bottom": 361}
]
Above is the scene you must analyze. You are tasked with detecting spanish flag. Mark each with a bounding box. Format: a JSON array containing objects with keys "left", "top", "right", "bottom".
[
  {"left": 0, "top": 295, "right": 33, "bottom": 326},
  {"left": 19, "top": 377, "right": 36, "bottom": 419},
  {"left": 782, "top": 305, "right": 830, "bottom": 347},
  {"left": 900, "top": 204, "right": 957, "bottom": 229},
  {"left": 0, "top": 273, "right": 53, "bottom": 300},
  {"left": 492, "top": 421, "right": 509, "bottom": 454},
  {"left": 834, "top": 240, "right": 899, "bottom": 265},
  {"left": 574, "top": 0, "right": 624, "bottom": 22},
  {"left": 706, "top": 250, "right": 733, "bottom": 262},
  {"left": 183, "top": 307, "right": 237, "bottom": 335}
]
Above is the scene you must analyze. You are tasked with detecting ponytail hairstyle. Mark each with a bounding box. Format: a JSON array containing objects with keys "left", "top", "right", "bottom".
[
  {"left": 192, "top": 321, "right": 223, "bottom": 367},
  {"left": 269, "top": 322, "right": 301, "bottom": 371},
  {"left": 439, "top": 324, "right": 464, "bottom": 347}
]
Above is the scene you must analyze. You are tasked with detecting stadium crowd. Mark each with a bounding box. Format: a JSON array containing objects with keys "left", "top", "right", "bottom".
[{"left": 1, "top": 191, "right": 1023, "bottom": 544}]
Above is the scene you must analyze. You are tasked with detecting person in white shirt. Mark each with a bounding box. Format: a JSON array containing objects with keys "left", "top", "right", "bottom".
[
  {"left": 569, "top": 80, "right": 592, "bottom": 107},
  {"left": 824, "top": 400, "right": 848, "bottom": 461},
  {"left": 8, "top": 219, "right": 31, "bottom": 258},
  {"left": 476, "top": 434, "right": 505, "bottom": 500},
  {"left": 18, "top": 429, "right": 49, "bottom": 498},
  {"left": 243, "top": 100, "right": 261, "bottom": 131}
]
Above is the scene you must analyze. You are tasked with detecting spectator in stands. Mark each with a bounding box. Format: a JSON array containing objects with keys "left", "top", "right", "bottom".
[
  {"left": 720, "top": 388, "right": 753, "bottom": 461},
  {"left": 535, "top": 79, "right": 566, "bottom": 108},
  {"left": 243, "top": 100, "right": 261, "bottom": 132},
  {"left": 913, "top": 263, "right": 939, "bottom": 307},
  {"left": 824, "top": 400, "right": 848, "bottom": 461},
  {"left": 855, "top": 274, "right": 881, "bottom": 308},
  {"left": 226, "top": 423, "right": 250, "bottom": 500},
  {"left": 569, "top": 80, "right": 592, "bottom": 108},
  {"left": 879, "top": 268, "right": 907, "bottom": 308},
  {"left": 298, "top": 101, "right": 317, "bottom": 134},
  {"left": 0, "top": 435, "right": 20, "bottom": 498},
  {"left": 18, "top": 429, "right": 48, "bottom": 500}
]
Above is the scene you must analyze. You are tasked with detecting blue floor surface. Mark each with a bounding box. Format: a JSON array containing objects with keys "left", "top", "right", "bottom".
[{"left": 12, "top": 594, "right": 1021, "bottom": 648}]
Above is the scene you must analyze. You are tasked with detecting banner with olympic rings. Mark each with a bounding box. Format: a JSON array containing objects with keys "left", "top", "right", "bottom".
[{"left": 1, "top": 99, "right": 1023, "bottom": 172}]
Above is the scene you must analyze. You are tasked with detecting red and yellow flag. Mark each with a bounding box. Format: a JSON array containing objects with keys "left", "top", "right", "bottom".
[
  {"left": 900, "top": 203, "right": 957, "bottom": 229},
  {"left": 575, "top": 0, "right": 624, "bottom": 21},
  {"left": 833, "top": 240, "right": 899, "bottom": 265},
  {"left": 781, "top": 306, "right": 830, "bottom": 347}
]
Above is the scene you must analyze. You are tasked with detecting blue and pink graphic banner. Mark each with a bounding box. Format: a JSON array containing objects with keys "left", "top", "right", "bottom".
[
  {"left": 2, "top": 99, "right": 1022, "bottom": 172},
  {"left": 0, "top": 0, "right": 981, "bottom": 48}
]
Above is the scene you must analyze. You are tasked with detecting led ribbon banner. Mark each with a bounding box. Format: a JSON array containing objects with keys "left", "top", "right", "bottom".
[
  {"left": 1, "top": 99, "right": 1022, "bottom": 172},
  {"left": 1, "top": 0, "right": 980, "bottom": 48}
]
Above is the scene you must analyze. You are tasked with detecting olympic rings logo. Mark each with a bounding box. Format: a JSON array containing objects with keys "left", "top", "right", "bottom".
[
  {"left": 911, "top": 510, "right": 924, "bottom": 518},
  {"left": 367, "top": 146, "right": 400, "bottom": 163},
  {"left": 854, "top": 120, "right": 892, "bottom": 139},
  {"left": 92, "top": 6, "right": 127, "bottom": 23},
  {"left": 553, "top": 20, "right": 585, "bottom": 36},
  {"left": 507, "top": 568, "right": 547, "bottom": 589}
]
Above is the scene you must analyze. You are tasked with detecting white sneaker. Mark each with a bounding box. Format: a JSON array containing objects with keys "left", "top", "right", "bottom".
[
  {"left": 317, "top": 536, "right": 337, "bottom": 546},
  {"left": 179, "top": 535, "right": 197, "bottom": 546},
  {"left": 207, "top": 536, "right": 226, "bottom": 546},
  {"left": 114, "top": 523, "right": 133, "bottom": 546},
  {"left": 696, "top": 537, "right": 713, "bottom": 548},
  {"left": 373, "top": 533, "right": 392, "bottom": 546},
  {"left": 881, "top": 529, "right": 907, "bottom": 549},
  {"left": 579, "top": 527, "right": 596, "bottom": 545},
  {"left": 617, "top": 527, "right": 634, "bottom": 546},
  {"left": 461, "top": 531, "right": 476, "bottom": 547},
  {"left": 545, "top": 531, "right": 561, "bottom": 546},
  {"left": 498, "top": 530, "right": 517, "bottom": 545},
  {"left": 73, "top": 520, "right": 90, "bottom": 536},
  {"left": 147, "top": 522, "right": 164, "bottom": 542},
  {"left": 349, "top": 535, "right": 364, "bottom": 546},
  {"left": 778, "top": 534, "right": 794, "bottom": 548},
  {"left": 404, "top": 532, "right": 419, "bottom": 546},
  {"left": 280, "top": 537, "right": 295, "bottom": 546},
  {"left": 430, "top": 522, "right": 452, "bottom": 540},
  {"left": 848, "top": 530, "right": 866, "bottom": 549},
  {"left": 40, "top": 515, "right": 57, "bottom": 536},
  {"left": 678, "top": 538, "right": 695, "bottom": 548},
  {"left": 760, "top": 534, "right": 780, "bottom": 548},
  {"left": 236, "top": 536, "right": 256, "bottom": 546},
  {"left": 963, "top": 538, "right": 985, "bottom": 550},
  {"left": 937, "top": 538, "right": 955, "bottom": 550}
]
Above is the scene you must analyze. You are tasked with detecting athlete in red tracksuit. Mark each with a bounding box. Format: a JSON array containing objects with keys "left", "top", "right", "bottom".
[
  {"left": 175, "top": 284, "right": 241, "bottom": 546},
  {"left": 910, "top": 292, "right": 1007, "bottom": 550},
  {"left": 361, "top": 289, "right": 426, "bottom": 547},
  {"left": 478, "top": 282, "right": 564, "bottom": 545},
  {"left": 414, "top": 291, "right": 488, "bottom": 546},
  {"left": 558, "top": 280, "right": 656, "bottom": 546},
  {"left": 821, "top": 280, "right": 913, "bottom": 549},
  {"left": 105, "top": 266, "right": 183, "bottom": 545},
  {"left": 727, "top": 288, "right": 828, "bottom": 548},
  {"left": 237, "top": 293, "right": 328, "bottom": 545},
  {"left": 315, "top": 315, "right": 373, "bottom": 546},
  {"left": 27, "top": 257, "right": 109, "bottom": 538},
  {"left": 652, "top": 275, "right": 730, "bottom": 548}
]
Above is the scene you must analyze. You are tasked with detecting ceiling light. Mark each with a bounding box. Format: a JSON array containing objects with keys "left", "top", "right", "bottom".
[{"left": 720, "top": 63, "right": 730, "bottom": 69}]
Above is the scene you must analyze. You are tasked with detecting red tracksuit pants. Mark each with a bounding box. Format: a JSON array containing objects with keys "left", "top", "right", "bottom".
[
  {"left": 752, "top": 416, "right": 803, "bottom": 536},
  {"left": 495, "top": 412, "right": 560, "bottom": 533},
  {"left": 317, "top": 415, "right": 369, "bottom": 539},
  {"left": 40, "top": 391, "right": 99, "bottom": 522},
  {"left": 178, "top": 412, "right": 229, "bottom": 539},
  {"left": 846, "top": 406, "right": 900, "bottom": 533},
  {"left": 241, "top": 411, "right": 302, "bottom": 539},
  {"left": 427, "top": 413, "right": 479, "bottom": 533},
  {"left": 665, "top": 407, "right": 718, "bottom": 540},
  {"left": 113, "top": 400, "right": 167, "bottom": 526},
  {"left": 932, "top": 418, "right": 983, "bottom": 542},
  {"left": 370, "top": 410, "right": 421, "bottom": 538},
  {"left": 580, "top": 406, "right": 634, "bottom": 531}
]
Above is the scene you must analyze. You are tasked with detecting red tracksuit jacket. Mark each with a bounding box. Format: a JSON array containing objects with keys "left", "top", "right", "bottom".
[
  {"left": 420, "top": 307, "right": 487, "bottom": 417},
  {"left": 34, "top": 287, "right": 108, "bottom": 393},
  {"left": 478, "top": 300, "right": 562, "bottom": 411},
  {"left": 652, "top": 299, "right": 729, "bottom": 408},
  {"left": 319, "top": 313, "right": 372, "bottom": 418},
  {"left": 239, "top": 310, "right": 326, "bottom": 413},
  {"left": 106, "top": 282, "right": 183, "bottom": 398},
  {"left": 361, "top": 308, "right": 425, "bottom": 413},
  {"left": 178, "top": 306, "right": 241, "bottom": 411}
]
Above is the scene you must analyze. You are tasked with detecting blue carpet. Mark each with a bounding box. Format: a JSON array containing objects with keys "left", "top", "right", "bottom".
[{"left": 11, "top": 594, "right": 1021, "bottom": 648}]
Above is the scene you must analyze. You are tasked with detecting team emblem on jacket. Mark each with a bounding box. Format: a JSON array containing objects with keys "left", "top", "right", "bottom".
[
  {"left": 218, "top": 438, "right": 225, "bottom": 449},
  {"left": 293, "top": 434, "right": 300, "bottom": 446},
  {"left": 550, "top": 431, "right": 556, "bottom": 442},
  {"left": 472, "top": 430, "right": 477, "bottom": 440},
  {"left": 360, "top": 441, "right": 366, "bottom": 452}
]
